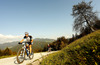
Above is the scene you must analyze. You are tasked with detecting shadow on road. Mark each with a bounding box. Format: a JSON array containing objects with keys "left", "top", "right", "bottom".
[{"left": 13, "top": 56, "right": 31, "bottom": 65}]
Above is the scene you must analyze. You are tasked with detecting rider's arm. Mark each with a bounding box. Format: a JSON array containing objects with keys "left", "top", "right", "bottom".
[
  {"left": 30, "top": 36, "right": 33, "bottom": 43},
  {"left": 20, "top": 36, "right": 26, "bottom": 43},
  {"left": 31, "top": 39, "right": 33, "bottom": 43},
  {"left": 20, "top": 39, "right": 24, "bottom": 43}
]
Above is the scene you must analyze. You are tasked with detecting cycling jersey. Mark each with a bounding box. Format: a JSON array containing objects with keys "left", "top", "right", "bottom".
[{"left": 23, "top": 35, "right": 33, "bottom": 45}]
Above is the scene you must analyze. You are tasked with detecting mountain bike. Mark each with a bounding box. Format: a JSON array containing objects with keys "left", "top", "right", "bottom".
[{"left": 17, "top": 42, "right": 34, "bottom": 64}]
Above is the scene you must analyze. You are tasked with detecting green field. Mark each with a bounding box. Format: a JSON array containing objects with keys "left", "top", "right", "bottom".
[
  {"left": 0, "top": 55, "right": 16, "bottom": 59},
  {"left": 40, "top": 30, "right": 100, "bottom": 65}
]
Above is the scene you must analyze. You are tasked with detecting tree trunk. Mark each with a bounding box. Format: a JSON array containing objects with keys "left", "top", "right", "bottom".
[
  {"left": 83, "top": 14, "right": 95, "bottom": 32},
  {"left": 86, "top": 21, "right": 95, "bottom": 32}
]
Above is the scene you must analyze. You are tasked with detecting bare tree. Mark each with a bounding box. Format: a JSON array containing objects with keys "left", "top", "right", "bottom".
[{"left": 72, "top": 1, "right": 98, "bottom": 32}]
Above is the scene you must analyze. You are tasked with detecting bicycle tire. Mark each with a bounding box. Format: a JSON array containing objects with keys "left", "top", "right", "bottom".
[{"left": 17, "top": 48, "right": 25, "bottom": 64}]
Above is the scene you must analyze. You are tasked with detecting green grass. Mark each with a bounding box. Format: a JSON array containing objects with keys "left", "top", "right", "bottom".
[
  {"left": 0, "top": 55, "right": 16, "bottom": 59},
  {"left": 40, "top": 30, "right": 100, "bottom": 65}
]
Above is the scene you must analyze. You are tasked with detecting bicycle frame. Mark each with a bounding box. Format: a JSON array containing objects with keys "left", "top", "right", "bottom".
[{"left": 21, "top": 42, "right": 28, "bottom": 56}]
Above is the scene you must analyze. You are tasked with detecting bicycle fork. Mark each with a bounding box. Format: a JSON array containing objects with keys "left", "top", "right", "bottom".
[{"left": 25, "top": 48, "right": 29, "bottom": 56}]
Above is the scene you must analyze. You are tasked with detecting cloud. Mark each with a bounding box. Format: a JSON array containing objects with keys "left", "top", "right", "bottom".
[{"left": 0, "top": 34, "right": 23, "bottom": 44}]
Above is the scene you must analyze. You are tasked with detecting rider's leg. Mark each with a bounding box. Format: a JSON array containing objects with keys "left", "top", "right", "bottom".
[
  {"left": 25, "top": 48, "right": 29, "bottom": 56},
  {"left": 29, "top": 45, "right": 32, "bottom": 54}
]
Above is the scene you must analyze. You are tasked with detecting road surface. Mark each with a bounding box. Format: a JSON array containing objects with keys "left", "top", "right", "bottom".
[{"left": 0, "top": 51, "right": 55, "bottom": 65}]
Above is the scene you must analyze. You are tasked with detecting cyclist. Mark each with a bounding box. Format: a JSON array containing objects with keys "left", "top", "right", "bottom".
[
  {"left": 48, "top": 44, "right": 51, "bottom": 52},
  {"left": 20, "top": 32, "right": 33, "bottom": 56}
]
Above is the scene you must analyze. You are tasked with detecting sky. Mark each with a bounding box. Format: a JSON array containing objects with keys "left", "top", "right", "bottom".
[{"left": 0, "top": 0, "right": 100, "bottom": 43}]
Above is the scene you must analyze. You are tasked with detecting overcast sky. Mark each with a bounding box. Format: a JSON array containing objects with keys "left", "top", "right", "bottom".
[{"left": 0, "top": 0, "right": 100, "bottom": 44}]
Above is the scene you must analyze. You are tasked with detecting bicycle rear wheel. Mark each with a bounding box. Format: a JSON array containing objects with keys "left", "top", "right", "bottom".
[{"left": 17, "top": 48, "right": 25, "bottom": 64}]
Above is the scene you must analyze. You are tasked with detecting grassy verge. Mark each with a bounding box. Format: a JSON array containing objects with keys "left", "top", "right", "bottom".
[
  {"left": 0, "top": 55, "right": 16, "bottom": 59},
  {"left": 40, "top": 30, "right": 100, "bottom": 65}
]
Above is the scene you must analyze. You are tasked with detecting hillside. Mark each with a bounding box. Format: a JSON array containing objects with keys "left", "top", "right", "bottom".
[
  {"left": 11, "top": 41, "right": 51, "bottom": 52},
  {"left": 41, "top": 30, "right": 100, "bottom": 65},
  {"left": 34, "top": 38, "right": 55, "bottom": 42},
  {"left": 0, "top": 38, "right": 54, "bottom": 50},
  {"left": 0, "top": 41, "right": 19, "bottom": 50}
]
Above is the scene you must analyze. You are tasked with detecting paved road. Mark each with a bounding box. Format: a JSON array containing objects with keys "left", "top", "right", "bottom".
[{"left": 0, "top": 51, "right": 55, "bottom": 65}]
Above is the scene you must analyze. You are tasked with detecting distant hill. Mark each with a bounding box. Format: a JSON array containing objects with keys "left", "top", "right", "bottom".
[
  {"left": 0, "top": 41, "right": 18, "bottom": 50},
  {"left": 41, "top": 30, "right": 100, "bottom": 65},
  {"left": 0, "top": 38, "right": 55, "bottom": 50},
  {"left": 34, "top": 38, "right": 55, "bottom": 42}
]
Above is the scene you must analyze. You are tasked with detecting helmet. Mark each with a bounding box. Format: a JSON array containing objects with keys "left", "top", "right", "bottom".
[{"left": 25, "top": 32, "right": 29, "bottom": 35}]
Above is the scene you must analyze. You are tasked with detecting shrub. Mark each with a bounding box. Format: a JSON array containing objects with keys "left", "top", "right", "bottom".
[{"left": 3, "top": 47, "right": 12, "bottom": 55}]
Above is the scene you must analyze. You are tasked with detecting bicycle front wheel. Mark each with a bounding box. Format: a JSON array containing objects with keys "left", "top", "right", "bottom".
[
  {"left": 29, "top": 52, "right": 34, "bottom": 60},
  {"left": 17, "top": 48, "right": 25, "bottom": 64}
]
